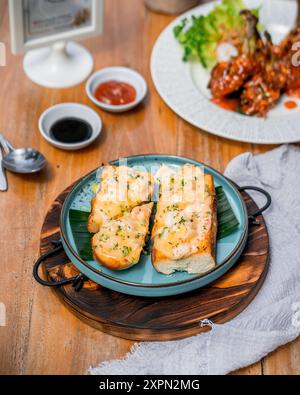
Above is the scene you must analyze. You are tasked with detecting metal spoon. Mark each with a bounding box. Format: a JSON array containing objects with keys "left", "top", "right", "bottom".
[
  {"left": 0, "top": 146, "right": 8, "bottom": 191},
  {"left": 0, "top": 134, "right": 47, "bottom": 174}
]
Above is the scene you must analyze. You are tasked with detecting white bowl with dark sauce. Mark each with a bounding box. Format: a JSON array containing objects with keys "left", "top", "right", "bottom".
[{"left": 39, "top": 103, "right": 102, "bottom": 151}]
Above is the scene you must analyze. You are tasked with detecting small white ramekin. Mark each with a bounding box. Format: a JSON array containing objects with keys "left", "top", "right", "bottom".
[
  {"left": 86, "top": 67, "right": 148, "bottom": 112},
  {"left": 39, "top": 103, "right": 102, "bottom": 151}
]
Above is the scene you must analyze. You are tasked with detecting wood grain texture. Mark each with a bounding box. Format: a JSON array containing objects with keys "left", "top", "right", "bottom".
[
  {"left": 0, "top": 0, "right": 299, "bottom": 374},
  {"left": 39, "top": 185, "right": 269, "bottom": 341}
]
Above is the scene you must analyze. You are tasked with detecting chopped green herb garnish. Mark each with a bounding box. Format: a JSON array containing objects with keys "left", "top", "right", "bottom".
[{"left": 121, "top": 246, "right": 132, "bottom": 257}]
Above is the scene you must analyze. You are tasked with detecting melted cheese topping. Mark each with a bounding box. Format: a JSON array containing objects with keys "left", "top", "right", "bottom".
[
  {"left": 153, "top": 165, "right": 214, "bottom": 261},
  {"left": 92, "top": 203, "right": 153, "bottom": 268},
  {"left": 100, "top": 166, "right": 153, "bottom": 203},
  {"left": 153, "top": 200, "right": 212, "bottom": 260},
  {"left": 155, "top": 164, "right": 205, "bottom": 203},
  {"left": 89, "top": 165, "right": 153, "bottom": 232}
]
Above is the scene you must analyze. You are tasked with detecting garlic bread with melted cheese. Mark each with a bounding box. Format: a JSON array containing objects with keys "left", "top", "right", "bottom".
[
  {"left": 92, "top": 202, "right": 153, "bottom": 270},
  {"left": 152, "top": 165, "right": 217, "bottom": 275},
  {"left": 88, "top": 165, "right": 154, "bottom": 233},
  {"left": 88, "top": 163, "right": 217, "bottom": 274}
]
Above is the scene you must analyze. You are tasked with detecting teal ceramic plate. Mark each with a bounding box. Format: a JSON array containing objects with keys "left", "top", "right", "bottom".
[{"left": 60, "top": 155, "right": 248, "bottom": 297}]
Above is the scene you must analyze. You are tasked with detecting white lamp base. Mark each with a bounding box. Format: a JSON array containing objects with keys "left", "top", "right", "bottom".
[{"left": 23, "top": 41, "right": 94, "bottom": 89}]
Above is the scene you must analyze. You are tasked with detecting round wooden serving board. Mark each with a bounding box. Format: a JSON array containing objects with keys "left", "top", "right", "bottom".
[{"left": 39, "top": 184, "right": 269, "bottom": 341}]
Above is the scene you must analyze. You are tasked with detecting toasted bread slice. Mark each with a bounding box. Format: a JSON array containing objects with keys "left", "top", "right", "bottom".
[
  {"left": 92, "top": 203, "right": 153, "bottom": 270},
  {"left": 152, "top": 166, "right": 217, "bottom": 275},
  {"left": 88, "top": 165, "right": 154, "bottom": 233}
]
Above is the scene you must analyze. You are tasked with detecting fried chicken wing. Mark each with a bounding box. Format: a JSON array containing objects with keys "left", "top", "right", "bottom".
[
  {"left": 208, "top": 10, "right": 260, "bottom": 99},
  {"left": 276, "top": 26, "right": 300, "bottom": 92},
  {"left": 240, "top": 75, "right": 280, "bottom": 116},
  {"left": 208, "top": 2, "right": 300, "bottom": 117},
  {"left": 209, "top": 54, "right": 254, "bottom": 98}
]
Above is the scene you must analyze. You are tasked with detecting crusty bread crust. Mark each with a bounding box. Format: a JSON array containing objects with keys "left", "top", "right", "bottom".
[
  {"left": 91, "top": 253, "right": 123, "bottom": 271},
  {"left": 88, "top": 195, "right": 102, "bottom": 233}
]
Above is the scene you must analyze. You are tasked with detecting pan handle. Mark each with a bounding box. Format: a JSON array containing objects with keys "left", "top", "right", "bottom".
[
  {"left": 238, "top": 186, "right": 271, "bottom": 225},
  {"left": 33, "top": 240, "right": 87, "bottom": 292}
]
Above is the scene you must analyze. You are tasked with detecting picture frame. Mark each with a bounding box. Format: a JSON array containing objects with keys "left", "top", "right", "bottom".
[{"left": 9, "top": 0, "right": 104, "bottom": 54}]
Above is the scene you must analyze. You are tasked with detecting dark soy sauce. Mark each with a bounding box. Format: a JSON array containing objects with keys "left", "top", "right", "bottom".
[{"left": 50, "top": 117, "right": 93, "bottom": 144}]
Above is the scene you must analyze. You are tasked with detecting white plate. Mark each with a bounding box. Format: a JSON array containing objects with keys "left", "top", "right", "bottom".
[{"left": 151, "top": 0, "right": 300, "bottom": 144}]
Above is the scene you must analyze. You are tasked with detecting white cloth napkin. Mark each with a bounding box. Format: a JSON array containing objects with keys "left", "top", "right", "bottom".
[{"left": 90, "top": 145, "right": 300, "bottom": 375}]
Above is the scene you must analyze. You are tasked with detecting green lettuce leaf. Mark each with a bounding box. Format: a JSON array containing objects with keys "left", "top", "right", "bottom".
[{"left": 174, "top": 0, "right": 260, "bottom": 68}]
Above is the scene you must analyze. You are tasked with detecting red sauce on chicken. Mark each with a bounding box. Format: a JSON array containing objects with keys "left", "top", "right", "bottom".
[
  {"left": 94, "top": 80, "right": 136, "bottom": 106},
  {"left": 211, "top": 97, "right": 240, "bottom": 111},
  {"left": 286, "top": 87, "right": 300, "bottom": 98}
]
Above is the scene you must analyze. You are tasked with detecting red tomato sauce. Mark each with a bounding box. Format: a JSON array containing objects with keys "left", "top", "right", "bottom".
[
  {"left": 284, "top": 100, "right": 298, "bottom": 110},
  {"left": 94, "top": 80, "right": 137, "bottom": 106},
  {"left": 211, "top": 97, "right": 240, "bottom": 111}
]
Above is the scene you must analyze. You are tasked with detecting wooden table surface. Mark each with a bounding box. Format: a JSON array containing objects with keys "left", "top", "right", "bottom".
[{"left": 0, "top": 0, "right": 299, "bottom": 375}]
